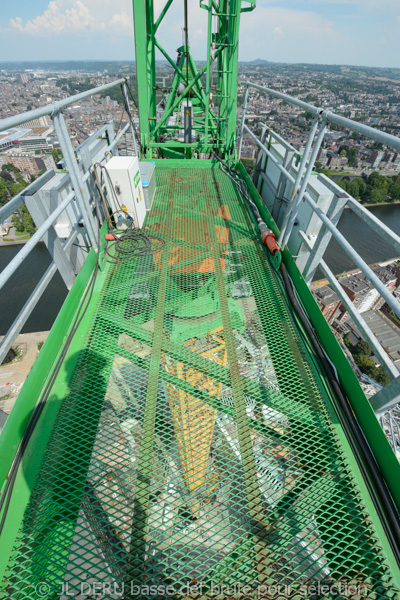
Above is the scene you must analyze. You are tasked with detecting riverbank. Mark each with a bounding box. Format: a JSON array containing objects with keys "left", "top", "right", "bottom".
[
  {"left": 358, "top": 200, "right": 400, "bottom": 208},
  {"left": 0, "top": 225, "right": 32, "bottom": 246},
  {"left": 343, "top": 200, "right": 400, "bottom": 209},
  {"left": 0, "top": 238, "right": 30, "bottom": 246},
  {"left": 0, "top": 331, "right": 49, "bottom": 415}
]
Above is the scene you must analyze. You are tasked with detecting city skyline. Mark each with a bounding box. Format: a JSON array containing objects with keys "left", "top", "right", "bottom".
[{"left": 0, "top": 0, "right": 399, "bottom": 69}]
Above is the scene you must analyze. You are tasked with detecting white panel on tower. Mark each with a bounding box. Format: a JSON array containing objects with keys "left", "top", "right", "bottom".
[{"left": 104, "top": 156, "right": 146, "bottom": 229}]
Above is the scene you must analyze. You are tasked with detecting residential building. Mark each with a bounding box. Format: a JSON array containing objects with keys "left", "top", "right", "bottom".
[
  {"left": 16, "top": 73, "right": 28, "bottom": 84},
  {"left": 314, "top": 286, "right": 342, "bottom": 324},
  {"left": 0, "top": 153, "right": 56, "bottom": 176},
  {"left": 24, "top": 116, "right": 52, "bottom": 128},
  {"left": 340, "top": 267, "right": 397, "bottom": 318},
  {"left": 370, "top": 150, "right": 384, "bottom": 169}
]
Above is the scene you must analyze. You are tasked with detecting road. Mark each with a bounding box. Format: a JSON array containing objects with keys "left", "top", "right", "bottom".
[
  {"left": 0, "top": 331, "right": 49, "bottom": 414},
  {"left": 0, "top": 223, "right": 29, "bottom": 246}
]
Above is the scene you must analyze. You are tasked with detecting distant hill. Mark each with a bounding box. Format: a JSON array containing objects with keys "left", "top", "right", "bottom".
[{"left": 240, "top": 59, "right": 270, "bottom": 65}]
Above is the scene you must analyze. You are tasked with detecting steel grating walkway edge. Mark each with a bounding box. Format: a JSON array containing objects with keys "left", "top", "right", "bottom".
[{"left": 1, "top": 161, "right": 400, "bottom": 599}]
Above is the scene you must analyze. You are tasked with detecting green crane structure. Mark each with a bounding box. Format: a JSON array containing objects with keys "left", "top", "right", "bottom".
[
  {"left": 132, "top": 0, "right": 255, "bottom": 158},
  {"left": 1, "top": 1, "right": 400, "bottom": 598}
]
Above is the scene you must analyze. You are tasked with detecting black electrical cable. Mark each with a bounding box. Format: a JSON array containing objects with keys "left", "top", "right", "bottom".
[
  {"left": 184, "top": 0, "right": 189, "bottom": 109},
  {"left": 73, "top": 243, "right": 91, "bottom": 252},
  {"left": 123, "top": 79, "right": 144, "bottom": 155},
  {"left": 226, "top": 158, "right": 400, "bottom": 565},
  {"left": 120, "top": 80, "right": 142, "bottom": 154},
  {"left": 104, "top": 211, "right": 165, "bottom": 264}
]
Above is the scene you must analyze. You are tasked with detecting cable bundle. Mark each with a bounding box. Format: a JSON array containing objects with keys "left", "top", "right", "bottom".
[{"left": 104, "top": 211, "right": 165, "bottom": 264}]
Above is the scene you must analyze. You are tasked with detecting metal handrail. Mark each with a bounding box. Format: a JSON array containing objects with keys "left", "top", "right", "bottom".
[
  {"left": 245, "top": 81, "right": 400, "bottom": 152},
  {"left": 243, "top": 122, "right": 400, "bottom": 322},
  {"left": 239, "top": 83, "right": 400, "bottom": 383},
  {"left": 0, "top": 78, "right": 126, "bottom": 133},
  {"left": 0, "top": 78, "right": 133, "bottom": 364}
]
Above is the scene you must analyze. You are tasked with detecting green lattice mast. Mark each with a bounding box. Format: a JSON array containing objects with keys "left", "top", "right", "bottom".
[{"left": 132, "top": 0, "right": 255, "bottom": 159}]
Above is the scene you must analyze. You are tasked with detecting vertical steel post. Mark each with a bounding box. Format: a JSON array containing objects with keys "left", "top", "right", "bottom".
[
  {"left": 122, "top": 81, "right": 138, "bottom": 156},
  {"left": 302, "top": 193, "right": 348, "bottom": 284},
  {"left": 184, "top": 105, "right": 192, "bottom": 143},
  {"left": 278, "top": 116, "right": 319, "bottom": 244},
  {"left": 280, "top": 120, "right": 326, "bottom": 247},
  {"left": 238, "top": 86, "right": 249, "bottom": 160},
  {"left": 24, "top": 189, "right": 76, "bottom": 289},
  {"left": 132, "top": 0, "right": 152, "bottom": 155},
  {"left": 53, "top": 111, "right": 98, "bottom": 251},
  {"left": 204, "top": 0, "right": 213, "bottom": 151},
  {"left": 273, "top": 147, "right": 296, "bottom": 224},
  {"left": 253, "top": 124, "right": 267, "bottom": 190},
  {"left": 223, "top": 0, "right": 242, "bottom": 156}
]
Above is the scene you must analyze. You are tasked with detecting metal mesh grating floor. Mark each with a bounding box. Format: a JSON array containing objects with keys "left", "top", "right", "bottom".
[{"left": 2, "top": 163, "right": 399, "bottom": 599}]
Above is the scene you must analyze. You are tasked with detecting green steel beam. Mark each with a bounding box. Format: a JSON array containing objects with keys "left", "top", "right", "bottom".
[
  {"left": 154, "top": 0, "right": 174, "bottom": 32},
  {"left": 132, "top": 0, "right": 152, "bottom": 154},
  {"left": 0, "top": 245, "right": 110, "bottom": 582},
  {"left": 204, "top": 0, "right": 213, "bottom": 150},
  {"left": 133, "top": 0, "right": 247, "bottom": 157},
  {"left": 154, "top": 38, "right": 215, "bottom": 116},
  {"left": 152, "top": 53, "right": 222, "bottom": 137}
]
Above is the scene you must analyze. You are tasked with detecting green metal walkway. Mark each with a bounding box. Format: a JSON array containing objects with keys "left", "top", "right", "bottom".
[{"left": 1, "top": 162, "right": 400, "bottom": 599}]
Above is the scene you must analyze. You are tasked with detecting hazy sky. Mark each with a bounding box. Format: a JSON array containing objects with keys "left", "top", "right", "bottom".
[{"left": 0, "top": 0, "right": 399, "bottom": 68}]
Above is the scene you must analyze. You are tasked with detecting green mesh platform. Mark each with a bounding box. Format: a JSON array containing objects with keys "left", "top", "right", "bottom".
[{"left": 2, "top": 163, "right": 399, "bottom": 599}]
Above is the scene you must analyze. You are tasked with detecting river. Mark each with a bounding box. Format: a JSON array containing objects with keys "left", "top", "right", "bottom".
[
  {"left": 322, "top": 203, "right": 400, "bottom": 277},
  {"left": 0, "top": 244, "right": 67, "bottom": 335},
  {"left": 0, "top": 203, "right": 399, "bottom": 334}
]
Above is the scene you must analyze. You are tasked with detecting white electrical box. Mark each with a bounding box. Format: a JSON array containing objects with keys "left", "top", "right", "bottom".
[
  {"left": 104, "top": 156, "right": 146, "bottom": 229},
  {"left": 54, "top": 222, "right": 71, "bottom": 239}
]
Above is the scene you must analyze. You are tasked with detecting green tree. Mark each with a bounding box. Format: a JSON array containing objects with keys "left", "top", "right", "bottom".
[
  {"left": 347, "top": 180, "right": 360, "bottom": 199},
  {"left": 22, "top": 207, "right": 36, "bottom": 236},
  {"left": 1, "top": 164, "right": 20, "bottom": 173},
  {"left": 355, "top": 354, "right": 376, "bottom": 377},
  {"left": 367, "top": 171, "right": 387, "bottom": 188},
  {"left": 49, "top": 148, "right": 63, "bottom": 162},
  {"left": 12, "top": 182, "right": 26, "bottom": 197},
  {"left": 343, "top": 333, "right": 352, "bottom": 349},
  {"left": 354, "top": 177, "right": 367, "bottom": 197},
  {"left": 12, "top": 210, "right": 24, "bottom": 232},
  {"left": 302, "top": 110, "right": 314, "bottom": 121},
  {"left": 369, "top": 187, "right": 387, "bottom": 203},
  {"left": 0, "top": 178, "right": 7, "bottom": 206},
  {"left": 375, "top": 366, "right": 390, "bottom": 386},
  {"left": 0, "top": 170, "right": 13, "bottom": 183},
  {"left": 389, "top": 183, "right": 400, "bottom": 200},
  {"left": 347, "top": 148, "right": 357, "bottom": 167},
  {"left": 354, "top": 340, "right": 372, "bottom": 357}
]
